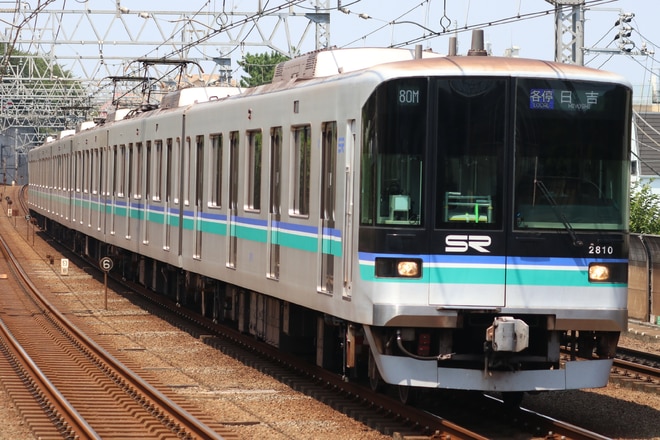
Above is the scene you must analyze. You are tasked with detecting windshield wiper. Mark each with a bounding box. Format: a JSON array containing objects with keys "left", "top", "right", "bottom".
[{"left": 534, "top": 179, "right": 584, "bottom": 247}]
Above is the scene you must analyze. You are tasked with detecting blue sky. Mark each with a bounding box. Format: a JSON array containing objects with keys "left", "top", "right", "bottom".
[
  {"left": 6, "top": 1, "right": 658, "bottom": 100},
  {"left": 323, "top": 0, "right": 659, "bottom": 97},
  {"left": 101, "top": 1, "right": 659, "bottom": 89}
]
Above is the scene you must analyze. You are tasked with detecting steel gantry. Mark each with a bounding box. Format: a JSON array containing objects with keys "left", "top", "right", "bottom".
[
  {"left": 0, "top": 0, "right": 331, "bottom": 182},
  {"left": 545, "top": 0, "right": 585, "bottom": 65}
]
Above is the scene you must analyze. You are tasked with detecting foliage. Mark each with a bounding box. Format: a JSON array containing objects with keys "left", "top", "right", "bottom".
[
  {"left": 237, "top": 51, "right": 290, "bottom": 87},
  {"left": 630, "top": 181, "right": 660, "bottom": 235}
]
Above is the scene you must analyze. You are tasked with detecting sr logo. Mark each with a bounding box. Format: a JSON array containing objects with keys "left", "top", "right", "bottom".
[{"left": 445, "top": 235, "right": 492, "bottom": 253}]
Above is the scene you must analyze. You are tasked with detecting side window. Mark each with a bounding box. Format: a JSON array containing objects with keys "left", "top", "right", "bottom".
[
  {"left": 118, "top": 144, "right": 126, "bottom": 197},
  {"left": 195, "top": 135, "right": 204, "bottom": 208},
  {"left": 134, "top": 142, "right": 143, "bottom": 199},
  {"left": 83, "top": 150, "right": 90, "bottom": 193},
  {"left": 320, "top": 121, "right": 337, "bottom": 222},
  {"left": 75, "top": 151, "right": 81, "bottom": 193},
  {"left": 145, "top": 141, "right": 151, "bottom": 201},
  {"left": 154, "top": 140, "right": 162, "bottom": 202},
  {"left": 166, "top": 138, "right": 173, "bottom": 203},
  {"left": 128, "top": 143, "right": 134, "bottom": 199},
  {"left": 246, "top": 130, "right": 262, "bottom": 211},
  {"left": 184, "top": 137, "right": 191, "bottom": 206},
  {"left": 93, "top": 148, "right": 100, "bottom": 195},
  {"left": 112, "top": 145, "right": 119, "bottom": 197},
  {"left": 291, "top": 125, "right": 311, "bottom": 217},
  {"left": 229, "top": 131, "right": 239, "bottom": 210},
  {"left": 210, "top": 134, "right": 223, "bottom": 208}
]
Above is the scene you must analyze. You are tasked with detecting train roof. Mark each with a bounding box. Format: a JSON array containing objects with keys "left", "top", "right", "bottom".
[
  {"left": 271, "top": 47, "right": 443, "bottom": 82},
  {"left": 268, "top": 47, "right": 630, "bottom": 88},
  {"left": 160, "top": 86, "right": 242, "bottom": 109},
  {"left": 376, "top": 55, "right": 632, "bottom": 86}
]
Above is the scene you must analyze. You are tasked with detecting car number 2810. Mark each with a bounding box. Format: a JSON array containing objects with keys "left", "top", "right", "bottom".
[{"left": 588, "top": 244, "right": 614, "bottom": 255}]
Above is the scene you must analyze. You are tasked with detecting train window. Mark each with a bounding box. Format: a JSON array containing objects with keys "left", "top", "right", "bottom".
[
  {"left": 229, "top": 131, "right": 239, "bottom": 211},
  {"left": 269, "top": 128, "right": 282, "bottom": 215},
  {"left": 112, "top": 147, "right": 118, "bottom": 196},
  {"left": 103, "top": 147, "right": 109, "bottom": 197},
  {"left": 117, "top": 144, "right": 126, "bottom": 198},
  {"left": 154, "top": 140, "right": 163, "bottom": 202},
  {"left": 291, "top": 125, "right": 311, "bottom": 217},
  {"left": 75, "top": 151, "right": 81, "bottom": 193},
  {"left": 320, "top": 121, "right": 337, "bottom": 222},
  {"left": 360, "top": 78, "right": 426, "bottom": 226},
  {"left": 134, "top": 142, "right": 142, "bottom": 199},
  {"left": 145, "top": 141, "right": 151, "bottom": 202},
  {"left": 184, "top": 137, "right": 191, "bottom": 206},
  {"left": 513, "top": 79, "right": 630, "bottom": 231},
  {"left": 210, "top": 134, "right": 222, "bottom": 208},
  {"left": 246, "top": 130, "right": 262, "bottom": 212},
  {"left": 83, "top": 150, "right": 89, "bottom": 193},
  {"left": 128, "top": 143, "right": 135, "bottom": 200},
  {"left": 165, "top": 138, "right": 173, "bottom": 204},
  {"left": 435, "top": 78, "right": 505, "bottom": 230},
  {"left": 128, "top": 144, "right": 134, "bottom": 198},
  {"left": 92, "top": 149, "right": 99, "bottom": 195},
  {"left": 195, "top": 135, "right": 204, "bottom": 207}
]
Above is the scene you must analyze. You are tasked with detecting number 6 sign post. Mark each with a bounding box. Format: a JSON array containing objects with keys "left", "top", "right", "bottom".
[{"left": 99, "top": 257, "right": 113, "bottom": 310}]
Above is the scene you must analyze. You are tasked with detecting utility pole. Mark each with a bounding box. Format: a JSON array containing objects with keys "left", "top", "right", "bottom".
[
  {"left": 546, "top": 0, "right": 585, "bottom": 65},
  {"left": 312, "top": 0, "right": 330, "bottom": 50},
  {"left": 583, "top": 11, "right": 653, "bottom": 58}
]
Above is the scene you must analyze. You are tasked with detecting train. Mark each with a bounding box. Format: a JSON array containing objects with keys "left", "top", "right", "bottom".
[{"left": 27, "top": 42, "right": 632, "bottom": 404}]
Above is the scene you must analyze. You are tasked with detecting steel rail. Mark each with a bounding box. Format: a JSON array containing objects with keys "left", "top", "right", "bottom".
[
  {"left": 0, "top": 312, "right": 100, "bottom": 438},
  {"left": 0, "top": 230, "right": 225, "bottom": 440}
]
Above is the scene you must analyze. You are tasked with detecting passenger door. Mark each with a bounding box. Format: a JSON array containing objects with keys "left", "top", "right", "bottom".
[
  {"left": 227, "top": 131, "right": 239, "bottom": 268},
  {"left": 342, "top": 120, "right": 356, "bottom": 299},
  {"left": 267, "top": 127, "right": 282, "bottom": 280}
]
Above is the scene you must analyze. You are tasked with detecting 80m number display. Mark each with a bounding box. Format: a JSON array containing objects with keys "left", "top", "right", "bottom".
[{"left": 399, "top": 89, "right": 420, "bottom": 105}]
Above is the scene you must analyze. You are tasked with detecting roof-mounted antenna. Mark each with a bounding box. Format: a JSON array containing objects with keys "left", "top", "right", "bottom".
[
  {"left": 467, "top": 30, "right": 488, "bottom": 56},
  {"left": 448, "top": 36, "right": 457, "bottom": 56}
]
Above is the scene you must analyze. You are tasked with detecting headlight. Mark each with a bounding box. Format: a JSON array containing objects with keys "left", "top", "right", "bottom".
[
  {"left": 588, "top": 262, "right": 627, "bottom": 283},
  {"left": 588, "top": 264, "right": 610, "bottom": 282},
  {"left": 397, "top": 260, "right": 419, "bottom": 277},
  {"left": 375, "top": 258, "right": 422, "bottom": 278}
]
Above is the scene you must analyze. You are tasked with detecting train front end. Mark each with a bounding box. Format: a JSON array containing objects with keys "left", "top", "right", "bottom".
[{"left": 357, "top": 58, "right": 631, "bottom": 394}]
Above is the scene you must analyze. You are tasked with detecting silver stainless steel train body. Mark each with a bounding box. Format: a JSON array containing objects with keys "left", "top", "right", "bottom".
[{"left": 28, "top": 47, "right": 631, "bottom": 396}]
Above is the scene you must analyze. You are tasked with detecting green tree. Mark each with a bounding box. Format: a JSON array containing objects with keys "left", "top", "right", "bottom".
[
  {"left": 237, "top": 51, "right": 290, "bottom": 87},
  {"left": 630, "top": 181, "right": 660, "bottom": 234}
]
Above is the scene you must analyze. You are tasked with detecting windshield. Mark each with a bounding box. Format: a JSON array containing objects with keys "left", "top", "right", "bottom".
[
  {"left": 514, "top": 79, "right": 630, "bottom": 231},
  {"left": 434, "top": 78, "right": 506, "bottom": 230},
  {"left": 360, "top": 78, "right": 426, "bottom": 226}
]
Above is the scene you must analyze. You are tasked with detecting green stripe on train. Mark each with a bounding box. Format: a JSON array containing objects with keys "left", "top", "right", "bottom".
[
  {"left": 359, "top": 263, "right": 624, "bottom": 287},
  {"left": 33, "top": 192, "right": 342, "bottom": 256}
]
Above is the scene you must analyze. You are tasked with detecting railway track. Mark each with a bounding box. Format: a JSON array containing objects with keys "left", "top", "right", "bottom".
[
  {"left": 5, "top": 183, "right": 640, "bottom": 439},
  {"left": 58, "top": 254, "right": 616, "bottom": 440},
  {"left": 610, "top": 347, "right": 660, "bottom": 393},
  {"left": 91, "top": 260, "right": 630, "bottom": 440},
  {"left": 0, "top": 196, "right": 237, "bottom": 438}
]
